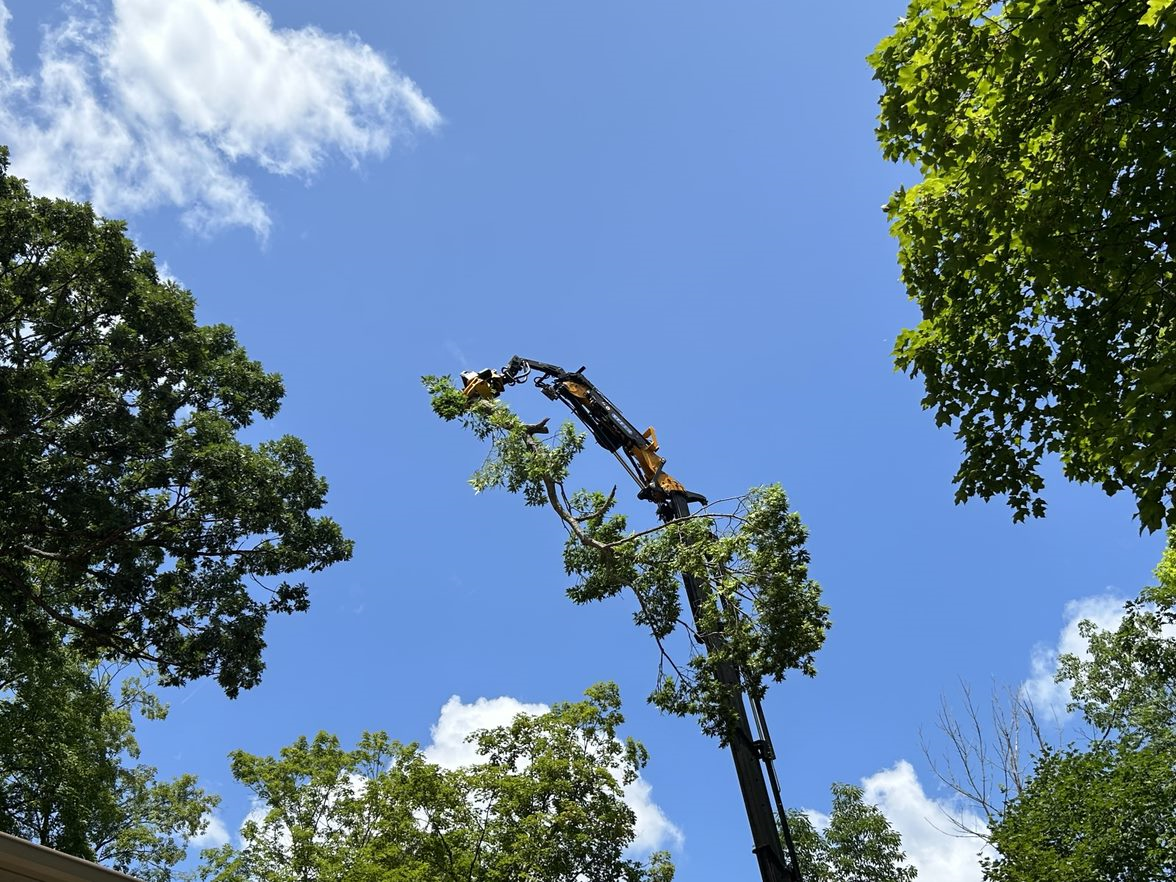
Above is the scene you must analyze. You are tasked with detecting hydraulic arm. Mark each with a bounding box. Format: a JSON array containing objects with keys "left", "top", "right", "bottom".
[{"left": 461, "top": 356, "right": 803, "bottom": 882}]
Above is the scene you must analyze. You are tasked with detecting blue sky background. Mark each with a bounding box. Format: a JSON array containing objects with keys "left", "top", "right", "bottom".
[{"left": 0, "top": 2, "right": 1166, "bottom": 879}]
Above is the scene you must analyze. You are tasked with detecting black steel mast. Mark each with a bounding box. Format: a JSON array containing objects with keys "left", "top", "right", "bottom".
[{"left": 663, "top": 491, "right": 801, "bottom": 882}]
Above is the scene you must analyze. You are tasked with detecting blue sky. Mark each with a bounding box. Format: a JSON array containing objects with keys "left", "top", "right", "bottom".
[{"left": 0, "top": 1, "right": 1166, "bottom": 879}]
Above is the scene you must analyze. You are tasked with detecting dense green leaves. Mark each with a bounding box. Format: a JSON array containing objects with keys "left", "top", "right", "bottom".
[
  {"left": 983, "top": 741, "right": 1176, "bottom": 882},
  {"left": 0, "top": 627, "right": 218, "bottom": 881},
  {"left": 196, "top": 683, "right": 673, "bottom": 882},
  {"left": 425, "top": 375, "right": 829, "bottom": 742},
  {"left": 0, "top": 150, "right": 353, "bottom": 695},
  {"left": 872, "top": 0, "right": 1176, "bottom": 530},
  {"left": 786, "top": 784, "right": 917, "bottom": 882},
  {"left": 980, "top": 531, "right": 1176, "bottom": 880}
]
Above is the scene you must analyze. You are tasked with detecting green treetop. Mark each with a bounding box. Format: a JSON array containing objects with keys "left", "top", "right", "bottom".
[
  {"left": 196, "top": 683, "right": 674, "bottom": 882},
  {"left": 982, "top": 531, "right": 1176, "bottom": 881},
  {"left": 925, "top": 532, "right": 1176, "bottom": 881},
  {"left": 786, "top": 784, "right": 917, "bottom": 882},
  {"left": 872, "top": 0, "right": 1176, "bottom": 530},
  {"left": 0, "top": 149, "right": 353, "bottom": 695}
]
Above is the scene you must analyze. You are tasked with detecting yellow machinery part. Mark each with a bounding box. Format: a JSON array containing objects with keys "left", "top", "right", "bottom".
[
  {"left": 460, "top": 370, "right": 503, "bottom": 400},
  {"left": 561, "top": 380, "right": 591, "bottom": 400},
  {"left": 626, "top": 426, "right": 688, "bottom": 495}
]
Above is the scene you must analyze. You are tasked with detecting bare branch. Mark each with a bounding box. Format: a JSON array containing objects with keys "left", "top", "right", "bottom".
[{"left": 922, "top": 680, "right": 1061, "bottom": 842}]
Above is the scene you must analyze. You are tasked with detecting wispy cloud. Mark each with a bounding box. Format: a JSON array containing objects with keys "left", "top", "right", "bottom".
[
  {"left": 443, "top": 339, "right": 470, "bottom": 370},
  {"left": 0, "top": 0, "right": 440, "bottom": 237},
  {"left": 424, "top": 693, "right": 685, "bottom": 854},
  {"left": 1020, "top": 594, "right": 1129, "bottom": 721}
]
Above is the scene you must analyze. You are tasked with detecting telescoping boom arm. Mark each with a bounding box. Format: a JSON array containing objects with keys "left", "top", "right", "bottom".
[
  {"left": 460, "top": 356, "right": 803, "bottom": 882},
  {"left": 462, "top": 356, "right": 707, "bottom": 511}
]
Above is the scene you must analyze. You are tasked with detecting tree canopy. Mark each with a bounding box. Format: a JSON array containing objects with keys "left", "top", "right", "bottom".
[
  {"left": 871, "top": 0, "right": 1176, "bottom": 530},
  {"left": 196, "top": 683, "right": 674, "bottom": 882},
  {"left": 0, "top": 628, "right": 218, "bottom": 881},
  {"left": 786, "top": 784, "right": 917, "bottom": 882},
  {"left": 982, "top": 531, "right": 1176, "bottom": 881},
  {"left": 926, "top": 532, "right": 1176, "bottom": 880},
  {"left": 0, "top": 149, "right": 353, "bottom": 695},
  {"left": 424, "top": 374, "right": 829, "bottom": 742}
]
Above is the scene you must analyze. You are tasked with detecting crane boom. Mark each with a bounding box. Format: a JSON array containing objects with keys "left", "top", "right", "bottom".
[{"left": 461, "top": 356, "right": 803, "bottom": 882}]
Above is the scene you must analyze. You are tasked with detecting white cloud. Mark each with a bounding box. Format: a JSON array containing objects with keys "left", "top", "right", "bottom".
[
  {"left": 156, "top": 261, "right": 183, "bottom": 287},
  {"left": 424, "top": 693, "right": 684, "bottom": 854},
  {"left": 0, "top": 0, "right": 439, "bottom": 236},
  {"left": 423, "top": 694, "right": 549, "bottom": 770},
  {"left": 1021, "top": 594, "right": 1128, "bottom": 721},
  {"left": 861, "top": 761, "right": 986, "bottom": 882},
  {"left": 622, "top": 775, "right": 685, "bottom": 853},
  {"left": 191, "top": 812, "right": 231, "bottom": 848}
]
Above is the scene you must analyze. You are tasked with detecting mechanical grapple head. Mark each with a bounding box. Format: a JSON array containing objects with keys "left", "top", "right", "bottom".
[{"left": 460, "top": 368, "right": 507, "bottom": 400}]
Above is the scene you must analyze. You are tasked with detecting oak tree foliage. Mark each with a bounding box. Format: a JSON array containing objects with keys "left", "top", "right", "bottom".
[
  {"left": 872, "top": 0, "right": 1176, "bottom": 530},
  {"left": 0, "top": 624, "right": 218, "bottom": 882},
  {"left": 196, "top": 683, "right": 674, "bottom": 882},
  {"left": 424, "top": 375, "right": 829, "bottom": 743},
  {"left": 0, "top": 150, "right": 353, "bottom": 695}
]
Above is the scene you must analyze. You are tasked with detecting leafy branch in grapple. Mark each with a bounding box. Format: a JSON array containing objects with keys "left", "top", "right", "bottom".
[
  {"left": 0, "top": 149, "right": 354, "bottom": 696},
  {"left": 424, "top": 374, "right": 829, "bottom": 742},
  {"left": 871, "top": 0, "right": 1176, "bottom": 531}
]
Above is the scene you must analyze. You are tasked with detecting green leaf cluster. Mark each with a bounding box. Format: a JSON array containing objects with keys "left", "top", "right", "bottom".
[
  {"left": 196, "top": 683, "right": 673, "bottom": 882},
  {"left": 871, "top": 0, "right": 1176, "bottom": 530},
  {"left": 0, "top": 149, "right": 353, "bottom": 695},
  {"left": 565, "top": 485, "right": 828, "bottom": 742},
  {"left": 425, "top": 375, "right": 829, "bottom": 743},
  {"left": 423, "top": 374, "right": 585, "bottom": 506},
  {"left": 786, "top": 784, "right": 918, "bottom": 882}
]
